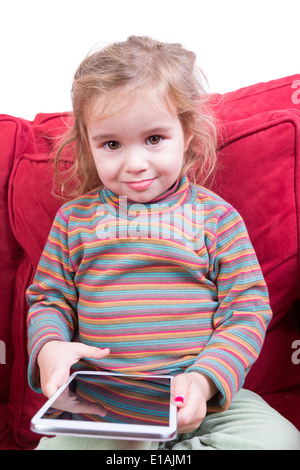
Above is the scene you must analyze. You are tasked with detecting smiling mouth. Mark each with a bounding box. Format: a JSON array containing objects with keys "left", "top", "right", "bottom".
[{"left": 125, "top": 179, "right": 155, "bottom": 191}]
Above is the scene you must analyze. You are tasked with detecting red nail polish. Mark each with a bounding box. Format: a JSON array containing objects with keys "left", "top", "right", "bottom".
[{"left": 175, "top": 395, "right": 184, "bottom": 403}]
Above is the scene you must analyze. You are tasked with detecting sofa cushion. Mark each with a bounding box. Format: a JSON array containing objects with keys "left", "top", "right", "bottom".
[
  {"left": 0, "top": 119, "right": 18, "bottom": 403},
  {"left": 7, "top": 113, "right": 72, "bottom": 449},
  {"left": 0, "top": 115, "right": 39, "bottom": 405},
  {"left": 212, "top": 74, "right": 300, "bottom": 122},
  {"left": 209, "top": 111, "right": 300, "bottom": 323}
]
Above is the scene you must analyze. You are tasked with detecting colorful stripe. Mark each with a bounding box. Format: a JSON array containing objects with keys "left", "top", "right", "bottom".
[{"left": 26, "top": 176, "right": 272, "bottom": 411}]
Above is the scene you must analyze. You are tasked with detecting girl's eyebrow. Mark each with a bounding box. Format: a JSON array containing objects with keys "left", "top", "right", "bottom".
[
  {"left": 91, "top": 133, "right": 117, "bottom": 142},
  {"left": 91, "top": 126, "right": 173, "bottom": 142},
  {"left": 143, "top": 126, "right": 172, "bottom": 135}
]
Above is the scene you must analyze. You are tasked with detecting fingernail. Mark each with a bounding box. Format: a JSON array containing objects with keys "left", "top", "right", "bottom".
[{"left": 175, "top": 395, "right": 184, "bottom": 403}]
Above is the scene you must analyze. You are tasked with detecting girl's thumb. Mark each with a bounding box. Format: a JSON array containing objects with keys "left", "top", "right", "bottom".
[
  {"left": 171, "top": 374, "right": 189, "bottom": 408},
  {"left": 73, "top": 343, "right": 110, "bottom": 360}
]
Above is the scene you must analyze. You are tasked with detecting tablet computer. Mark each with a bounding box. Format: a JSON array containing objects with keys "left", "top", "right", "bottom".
[{"left": 31, "top": 371, "right": 177, "bottom": 441}]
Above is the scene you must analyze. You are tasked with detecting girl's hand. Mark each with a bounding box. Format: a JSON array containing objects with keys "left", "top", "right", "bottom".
[
  {"left": 37, "top": 340, "right": 110, "bottom": 398},
  {"left": 171, "top": 371, "right": 218, "bottom": 433}
]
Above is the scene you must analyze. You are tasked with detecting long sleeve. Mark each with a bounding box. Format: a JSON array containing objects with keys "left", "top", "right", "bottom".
[
  {"left": 26, "top": 208, "right": 78, "bottom": 392},
  {"left": 26, "top": 180, "right": 272, "bottom": 406},
  {"left": 186, "top": 206, "right": 272, "bottom": 411}
]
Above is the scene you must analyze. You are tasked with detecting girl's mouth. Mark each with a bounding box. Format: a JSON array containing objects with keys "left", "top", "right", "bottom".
[{"left": 125, "top": 178, "right": 155, "bottom": 191}]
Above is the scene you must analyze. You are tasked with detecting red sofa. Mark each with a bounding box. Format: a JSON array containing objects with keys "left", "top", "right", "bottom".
[{"left": 0, "top": 75, "right": 299, "bottom": 449}]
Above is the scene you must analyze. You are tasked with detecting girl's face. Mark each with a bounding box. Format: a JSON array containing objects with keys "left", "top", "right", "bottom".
[{"left": 87, "top": 95, "right": 193, "bottom": 203}]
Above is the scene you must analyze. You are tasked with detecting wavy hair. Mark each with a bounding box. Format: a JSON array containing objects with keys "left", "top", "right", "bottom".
[{"left": 54, "top": 36, "right": 218, "bottom": 198}]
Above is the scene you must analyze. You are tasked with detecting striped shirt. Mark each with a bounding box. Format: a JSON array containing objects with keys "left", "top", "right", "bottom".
[{"left": 26, "top": 176, "right": 272, "bottom": 411}]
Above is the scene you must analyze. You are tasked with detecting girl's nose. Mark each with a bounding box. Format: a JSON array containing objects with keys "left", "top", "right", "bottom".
[{"left": 123, "top": 150, "right": 150, "bottom": 173}]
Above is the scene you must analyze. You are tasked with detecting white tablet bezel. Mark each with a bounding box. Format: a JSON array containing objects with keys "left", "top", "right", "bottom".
[{"left": 30, "top": 371, "right": 177, "bottom": 441}]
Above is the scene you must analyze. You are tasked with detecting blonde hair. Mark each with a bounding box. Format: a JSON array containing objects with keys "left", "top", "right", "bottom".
[{"left": 55, "top": 35, "right": 218, "bottom": 198}]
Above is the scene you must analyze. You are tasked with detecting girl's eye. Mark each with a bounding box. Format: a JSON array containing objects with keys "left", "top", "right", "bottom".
[
  {"left": 146, "top": 135, "right": 162, "bottom": 145},
  {"left": 104, "top": 141, "right": 120, "bottom": 151}
]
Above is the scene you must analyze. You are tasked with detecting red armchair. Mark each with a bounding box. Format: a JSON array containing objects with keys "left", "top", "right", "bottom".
[{"left": 0, "top": 75, "right": 299, "bottom": 449}]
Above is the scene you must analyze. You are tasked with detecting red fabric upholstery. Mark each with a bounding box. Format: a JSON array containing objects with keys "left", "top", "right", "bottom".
[{"left": 0, "top": 76, "right": 299, "bottom": 449}]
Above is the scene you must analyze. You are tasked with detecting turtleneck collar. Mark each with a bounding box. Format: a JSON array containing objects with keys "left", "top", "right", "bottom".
[{"left": 99, "top": 175, "right": 195, "bottom": 219}]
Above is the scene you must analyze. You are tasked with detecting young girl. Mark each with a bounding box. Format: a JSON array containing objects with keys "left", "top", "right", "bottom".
[{"left": 26, "top": 36, "right": 300, "bottom": 450}]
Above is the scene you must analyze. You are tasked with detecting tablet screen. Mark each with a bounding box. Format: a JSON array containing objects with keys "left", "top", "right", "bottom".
[{"left": 40, "top": 373, "right": 172, "bottom": 428}]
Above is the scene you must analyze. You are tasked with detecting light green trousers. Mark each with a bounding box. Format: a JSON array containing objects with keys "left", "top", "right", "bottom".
[{"left": 35, "top": 389, "right": 300, "bottom": 450}]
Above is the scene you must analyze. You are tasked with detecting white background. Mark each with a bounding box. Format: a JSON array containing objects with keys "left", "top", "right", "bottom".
[{"left": 1, "top": 0, "right": 299, "bottom": 120}]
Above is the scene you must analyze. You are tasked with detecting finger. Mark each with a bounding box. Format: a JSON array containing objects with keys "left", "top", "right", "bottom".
[
  {"left": 42, "top": 368, "right": 70, "bottom": 398},
  {"left": 42, "top": 382, "right": 59, "bottom": 399},
  {"left": 71, "top": 343, "right": 110, "bottom": 362},
  {"left": 171, "top": 374, "right": 190, "bottom": 408}
]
